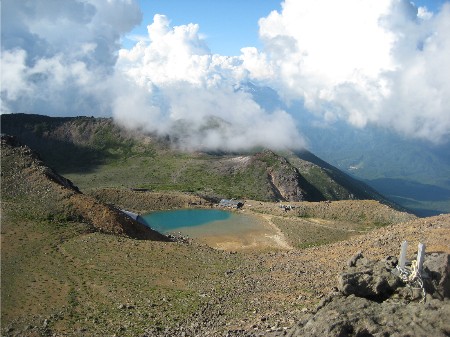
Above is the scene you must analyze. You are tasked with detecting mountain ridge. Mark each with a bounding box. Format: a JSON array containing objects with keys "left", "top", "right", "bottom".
[
  {"left": 241, "top": 81, "right": 450, "bottom": 216},
  {"left": 1, "top": 113, "right": 400, "bottom": 209},
  {"left": 1, "top": 134, "right": 168, "bottom": 241}
]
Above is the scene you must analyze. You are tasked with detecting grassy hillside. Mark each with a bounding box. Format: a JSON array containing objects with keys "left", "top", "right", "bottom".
[
  {"left": 1, "top": 113, "right": 395, "bottom": 207},
  {"left": 0, "top": 135, "right": 167, "bottom": 240}
]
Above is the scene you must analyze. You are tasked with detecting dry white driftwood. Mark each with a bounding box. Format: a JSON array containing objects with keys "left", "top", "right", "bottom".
[
  {"left": 395, "top": 240, "right": 427, "bottom": 302},
  {"left": 399, "top": 240, "right": 408, "bottom": 269},
  {"left": 416, "top": 242, "right": 426, "bottom": 274}
]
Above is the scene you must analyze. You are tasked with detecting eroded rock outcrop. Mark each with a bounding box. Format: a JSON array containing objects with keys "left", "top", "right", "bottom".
[
  {"left": 256, "top": 150, "right": 308, "bottom": 202},
  {"left": 274, "top": 251, "right": 450, "bottom": 337}
]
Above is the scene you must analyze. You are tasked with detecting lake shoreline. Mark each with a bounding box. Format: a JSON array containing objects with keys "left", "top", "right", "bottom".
[{"left": 141, "top": 207, "right": 293, "bottom": 251}]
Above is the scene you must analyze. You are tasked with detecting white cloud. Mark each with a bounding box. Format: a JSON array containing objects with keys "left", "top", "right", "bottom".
[
  {"left": 115, "top": 14, "right": 306, "bottom": 151},
  {"left": 417, "top": 6, "right": 433, "bottom": 20},
  {"left": 111, "top": 78, "right": 305, "bottom": 151},
  {"left": 256, "top": 0, "right": 450, "bottom": 143},
  {"left": 1, "top": 0, "right": 142, "bottom": 115},
  {"left": 2, "top": 1, "right": 304, "bottom": 151},
  {"left": 118, "top": 14, "right": 230, "bottom": 87},
  {"left": 382, "top": 3, "right": 450, "bottom": 140},
  {"left": 1, "top": 49, "right": 30, "bottom": 102},
  {"left": 2, "top": 0, "right": 449, "bottom": 147}
]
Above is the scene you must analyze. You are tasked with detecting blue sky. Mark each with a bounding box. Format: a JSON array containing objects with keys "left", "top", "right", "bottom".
[
  {"left": 123, "top": 0, "right": 281, "bottom": 55},
  {"left": 124, "top": 0, "right": 448, "bottom": 55}
]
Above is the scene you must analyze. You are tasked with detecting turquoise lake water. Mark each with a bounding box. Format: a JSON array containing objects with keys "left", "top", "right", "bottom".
[
  {"left": 141, "top": 209, "right": 265, "bottom": 238},
  {"left": 142, "top": 209, "right": 231, "bottom": 232}
]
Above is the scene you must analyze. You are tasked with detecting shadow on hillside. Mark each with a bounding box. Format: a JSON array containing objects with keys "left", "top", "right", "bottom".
[
  {"left": 297, "top": 174, "right": 327, "bottom": 201},
  {"left": 406, "top": 208, "right": 446, "bottom": 217},
  {"left": 1, "top": 132, "right": 110, "bottom": 174},
  {"left": 1, "top": 114, "right": 130, "bottom": 174},
  {"left": 293, "top": 150, "right": 385, "bottom": 201}
]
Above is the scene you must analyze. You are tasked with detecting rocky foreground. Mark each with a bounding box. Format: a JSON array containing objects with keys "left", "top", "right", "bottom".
[
  {"left": 269, "top": 252, "right": 450, "bottom": 337},
  {"left": 139, "top": 214, "right": 450, "bottom": 337}
]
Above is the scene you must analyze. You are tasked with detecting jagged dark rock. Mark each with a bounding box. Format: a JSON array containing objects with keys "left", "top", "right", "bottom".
[
  {"left": 339, "top": 252, "right": 402, "bottom": 302},
  {"left": 271, "top": 252, "right": 450, "bottom": 337},
  {"left": 423, "top": 253, "right": 450, "bottom": 300}
]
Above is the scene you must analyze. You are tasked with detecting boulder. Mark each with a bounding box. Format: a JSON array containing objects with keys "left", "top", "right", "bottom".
[
  {"left": 273, "top": 252, "right": 450, "bottom": 337},
  {"left": 282, "top": 294, "right": 450, "bottom": 337},
  {"left": 423, "top": 252, "right": 450, "bottom": 300},
  {"left": 338, "top": 252, "right": 402, "bottom": 301}
]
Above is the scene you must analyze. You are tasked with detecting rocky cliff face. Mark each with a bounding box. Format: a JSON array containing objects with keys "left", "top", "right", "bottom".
[
  {"left": 255, "top": 150, "right": 308, "bottom": 202},
  {"left": 267, "top": 169, "right": 306, "bottom": 202}
]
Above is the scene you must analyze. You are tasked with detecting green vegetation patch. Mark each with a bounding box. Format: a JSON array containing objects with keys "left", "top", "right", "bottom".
[
  {"left": 65, "top": 152, "right": 274, "bottom": 201},
  {"left": 272, "top": 217, "right": 353, "bottom": 249}
]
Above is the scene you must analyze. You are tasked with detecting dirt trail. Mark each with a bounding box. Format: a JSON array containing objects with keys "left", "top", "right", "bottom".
[{"left": 258, "top": 213, "right": 295, "bottom": 250}]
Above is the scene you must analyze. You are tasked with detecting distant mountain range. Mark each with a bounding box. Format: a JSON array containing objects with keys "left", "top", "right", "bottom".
[
  {"left": 1, "top": 113, "right": 397, "bottom": 209},
  {"left": 240, "top": 82, "right": 450, "bottom": 216}
]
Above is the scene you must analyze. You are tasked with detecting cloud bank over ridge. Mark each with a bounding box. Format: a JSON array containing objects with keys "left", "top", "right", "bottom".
[
  {"left": 115, "top": 14, "right": 305, "bottom": 151},
  {"left": 1, "top": 0, "right": 449, "bottom": 149}
]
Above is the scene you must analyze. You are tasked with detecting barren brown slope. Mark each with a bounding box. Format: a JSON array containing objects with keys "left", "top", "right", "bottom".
[
  {"left": 196, "top": 213, "right": 450, "bottom": 336},
  {"left": 1, "top": 135, "right": 168, "bottom": 241}
]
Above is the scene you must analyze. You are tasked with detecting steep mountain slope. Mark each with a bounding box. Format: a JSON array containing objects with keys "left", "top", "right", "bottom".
[
  {"left": 1, "top": 135, "right": 168, "bottom": 240},
  {"left": 1, "top": 113, "right": 396, "bottom": 206}
]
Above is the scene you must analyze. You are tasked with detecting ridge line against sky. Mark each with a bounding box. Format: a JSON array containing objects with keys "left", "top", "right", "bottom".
[{"left": 1, "top": 0, "right": 450, "bottom": 151}]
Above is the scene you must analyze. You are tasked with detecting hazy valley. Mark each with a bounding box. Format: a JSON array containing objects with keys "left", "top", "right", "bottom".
[{"left": 245, "top": 83, "right": 450, "bottom": 217}]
